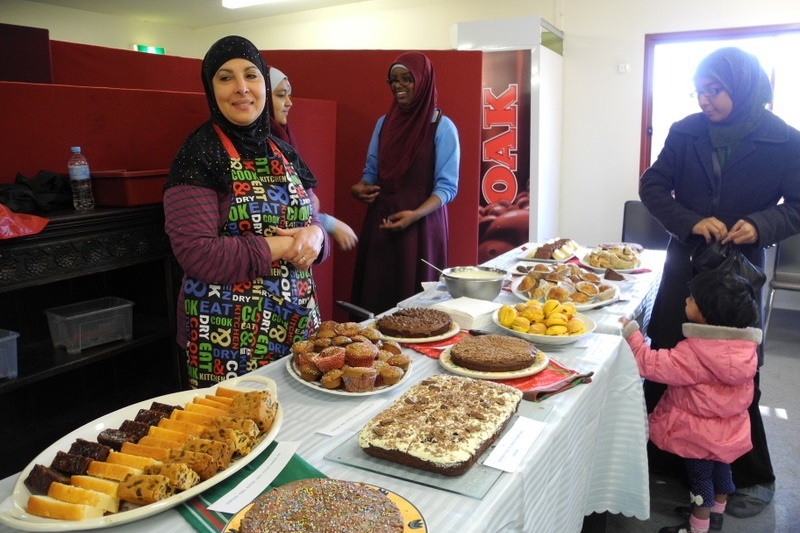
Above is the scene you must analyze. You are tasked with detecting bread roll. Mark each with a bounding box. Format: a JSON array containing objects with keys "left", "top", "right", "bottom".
[{"left": 26, "top": 495, "right": 105, "bottom": 520}]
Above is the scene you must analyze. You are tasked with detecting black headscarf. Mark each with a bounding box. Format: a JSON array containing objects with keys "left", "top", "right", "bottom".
[
  {"left": 201, "top": 35, "right": 271, "bottom": 154},
  {"left": 166, "top": 36, "right": 316, "bottom": 191},
  {"left": 694, "top": 47, "right": 773, "bottom": 151}
]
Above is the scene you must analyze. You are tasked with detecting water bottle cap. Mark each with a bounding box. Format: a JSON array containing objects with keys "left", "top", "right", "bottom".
[{"left": 70, "top": 146, "right": 81, "bottom": 153}]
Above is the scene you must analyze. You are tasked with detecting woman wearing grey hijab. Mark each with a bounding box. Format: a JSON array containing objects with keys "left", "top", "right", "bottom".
[{"left": 639, "top": 47, "right": 800, "bottom": 528}]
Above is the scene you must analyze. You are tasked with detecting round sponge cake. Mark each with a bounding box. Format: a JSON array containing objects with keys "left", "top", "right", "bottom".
[
  {"left": 450, "top": 334, "right": 537, "bottom": 372},
  {"left": 376, "top": 308, "right": 452, "bottom": 339}
]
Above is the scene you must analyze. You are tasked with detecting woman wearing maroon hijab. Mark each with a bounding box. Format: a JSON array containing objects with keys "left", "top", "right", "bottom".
[
  {"left": 268, "top": 66, "right": 358, "bottom": 251},
  {"left": 351, "top": 52, "right": 460, "bottom": 314}
]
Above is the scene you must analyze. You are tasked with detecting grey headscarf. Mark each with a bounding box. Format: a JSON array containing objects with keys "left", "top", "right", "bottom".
[{"left": 694, "top": 47, "right": 773, "bottom": 151}]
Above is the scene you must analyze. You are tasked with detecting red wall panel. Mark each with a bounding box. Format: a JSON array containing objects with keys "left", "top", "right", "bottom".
[{"left": 50, "top": 41, "right": 203, "bottom": 92}]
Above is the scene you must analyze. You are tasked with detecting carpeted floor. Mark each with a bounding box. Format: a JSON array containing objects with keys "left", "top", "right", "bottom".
[{"left": 604, "top": 307, "right": 800, "bottom": 533}]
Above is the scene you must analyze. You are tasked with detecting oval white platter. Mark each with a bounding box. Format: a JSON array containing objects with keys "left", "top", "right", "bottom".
[
  {"left": 285, "top": 357, "right": 413, "bottom": 397},
  {"left": 0, "top": 375, "right": 282, "bottom": 532}
]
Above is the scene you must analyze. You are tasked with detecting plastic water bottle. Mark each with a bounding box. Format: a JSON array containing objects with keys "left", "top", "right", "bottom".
[{"left": 67, "top": 146, "right": 95, "bottom": 211}]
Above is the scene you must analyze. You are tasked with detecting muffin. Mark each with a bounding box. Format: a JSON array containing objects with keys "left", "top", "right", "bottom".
[
  {"left": 313, "top": 337, "right": 332, "bottom": 350},
  {"left": 296, "top": 361, "right": 322, "bottom": 382},
  {"left": 378, "top": 339, "right": 403, "bottom": 355},
  {"left": 345, "top": 341, "right": 379, "bottom": 367},
  {"left": 334, "top": 321, "right": 361, "bottom": 337},
  {"left": 360, "top": 327, "right": 383, "bottom": 343},
  {"left": 315, "top": 325, "right": 337, "bottom": 339},
  {"left": 291, "top": 340, "right": 316, "bottom": 364},
  {"left": 379, "top": 365, "right": 405, "bottom": 386},
  {"left": 372, "top": 360, "right": 390, "bottom": 387},
  {"left": 386, "top": 352, "right": 410, "bottom": 372},
  {"left": 331, "top": 335, "right": 353, "bottom": 346},
  {"left": 320, "top": 369, "right": 344, "bottom": 389},
  {"left": 314, "top": 346, "right": 346, "bottom": 373},
  {"left": 341, "top": 366, "right": 378, "bottom": 392}
]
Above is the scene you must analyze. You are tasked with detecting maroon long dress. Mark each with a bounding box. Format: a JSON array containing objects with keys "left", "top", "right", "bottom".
[{"left": 351, "top": 120, "right": 448, "bottom": 315}]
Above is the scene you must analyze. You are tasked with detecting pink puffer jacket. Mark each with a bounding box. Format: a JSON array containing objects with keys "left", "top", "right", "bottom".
[{"left": 623, "top": 321, "right": 761, "bottom": 463}]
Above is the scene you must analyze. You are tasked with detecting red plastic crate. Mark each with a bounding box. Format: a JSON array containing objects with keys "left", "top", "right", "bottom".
[{"left": 91, "top": 169, "right": 168, "bottom": 206}]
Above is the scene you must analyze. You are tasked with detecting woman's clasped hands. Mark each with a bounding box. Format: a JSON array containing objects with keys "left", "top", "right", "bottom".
[{"left": 271, "top": 225, "right": 325, "bottom": 270}]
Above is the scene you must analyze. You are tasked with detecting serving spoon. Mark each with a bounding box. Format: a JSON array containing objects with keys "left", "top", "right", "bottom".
[{"left": 420, "top": 258, "right": 445, "bottom": 275}]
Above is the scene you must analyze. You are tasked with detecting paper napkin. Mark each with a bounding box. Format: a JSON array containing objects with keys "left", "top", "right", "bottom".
[{"left": 432, "top": 296, "right": 503, "bottom": 330}]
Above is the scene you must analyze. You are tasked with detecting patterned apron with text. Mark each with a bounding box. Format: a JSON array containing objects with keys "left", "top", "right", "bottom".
[{"left": 183, "top": 126, "right": 320, "bottom": 388}]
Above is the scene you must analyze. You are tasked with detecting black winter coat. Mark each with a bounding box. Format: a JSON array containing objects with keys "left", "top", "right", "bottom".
[{"left": 639, "top": 111, "right": 800, "bottom": 355}]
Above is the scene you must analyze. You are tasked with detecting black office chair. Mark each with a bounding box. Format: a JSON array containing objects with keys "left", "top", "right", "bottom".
[{"left": 621, "top": 200, "right": 670, "bottom": 250}]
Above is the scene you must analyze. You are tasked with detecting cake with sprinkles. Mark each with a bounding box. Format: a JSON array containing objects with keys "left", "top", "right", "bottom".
[{"left": 238, "top": 478, "right": 404, "bottom": 532}]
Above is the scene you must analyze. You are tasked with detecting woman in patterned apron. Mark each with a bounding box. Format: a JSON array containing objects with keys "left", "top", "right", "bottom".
[{"left": 164, "top": 35, "right": 329, "bottom": 389}]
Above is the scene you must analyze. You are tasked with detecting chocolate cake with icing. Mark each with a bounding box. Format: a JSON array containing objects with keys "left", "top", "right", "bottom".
[
  {"left": 238, "top": 478, "right": 404, "bottom": 532},
  {"left": 375, "top": 308, "right": 452, "bottom": 338},
  {"left": 449, "top": 334, "right": 539, "bottom": 372},
  {"left": 358, "top": 374, "right": 522, "bottom": 476}
]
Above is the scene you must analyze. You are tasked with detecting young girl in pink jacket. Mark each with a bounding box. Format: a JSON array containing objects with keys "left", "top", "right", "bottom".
[{"left": 622, "top": 270, "right": 762, "bottom": 533}]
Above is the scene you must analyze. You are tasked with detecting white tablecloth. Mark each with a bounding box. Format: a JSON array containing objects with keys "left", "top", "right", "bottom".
[
  {"left": 0, "top": 335, "right": 650, "bottom": 533},
  {"left": 0, "top": 245, "right": 664, "bottom": 533}
]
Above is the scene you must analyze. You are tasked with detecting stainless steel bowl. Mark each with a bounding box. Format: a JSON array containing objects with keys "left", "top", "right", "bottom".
[{"left": 441, "top": 266, "right": 507, "bottom": 301}]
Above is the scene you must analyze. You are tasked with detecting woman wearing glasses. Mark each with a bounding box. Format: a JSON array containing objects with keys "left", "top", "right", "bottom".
[
  {"left": 639, "top": 47, "right": 800, "bottom": 530},
  {"left": 350, "top": 51, "right": 460, "bottom": 315}
]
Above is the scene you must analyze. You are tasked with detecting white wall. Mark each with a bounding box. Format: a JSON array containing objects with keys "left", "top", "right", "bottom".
[{"left": 3, "top": 0, "right": 800, "bottom": 305}]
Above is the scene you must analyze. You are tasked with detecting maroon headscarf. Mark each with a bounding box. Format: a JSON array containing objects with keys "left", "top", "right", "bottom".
[{"left": 378, "top": 52, "right": 438, "bottom": 191}]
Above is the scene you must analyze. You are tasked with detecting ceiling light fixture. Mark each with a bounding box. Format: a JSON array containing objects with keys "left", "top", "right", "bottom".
[{"left": 222, "top": 0, "right": 286, "bottom": 8}]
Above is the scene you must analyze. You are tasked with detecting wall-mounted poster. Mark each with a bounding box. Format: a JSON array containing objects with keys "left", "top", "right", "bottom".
[{"left": 477, "top": 50, "right": 532, "bottom": 263}]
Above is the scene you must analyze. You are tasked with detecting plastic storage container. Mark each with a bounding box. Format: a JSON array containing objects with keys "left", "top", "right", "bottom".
[
  {"left": 44, "top": 297, "right": 134, "bottom": 355},
  {"left": 0, "top": 329, "right": 19, "bottom": 379},
  {"left": 91, "top": 169, "right": 168, "bottom": 206}
]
